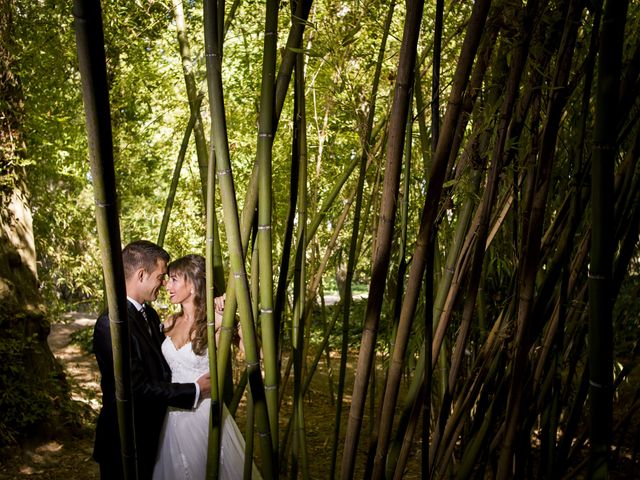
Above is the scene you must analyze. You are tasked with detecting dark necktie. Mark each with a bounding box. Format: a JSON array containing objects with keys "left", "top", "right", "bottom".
[{"left": 140, "top": 306, "right": 153, "bottom": 337}]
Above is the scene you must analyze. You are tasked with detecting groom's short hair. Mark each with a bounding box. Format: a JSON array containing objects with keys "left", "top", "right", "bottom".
[{"left": 122, "top": 240, "right": 170, "bottom": 280}]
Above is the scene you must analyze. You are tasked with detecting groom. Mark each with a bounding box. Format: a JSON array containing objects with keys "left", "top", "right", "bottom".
[{"left": 93, "top": 240, "right": 211, "bottom": 479}]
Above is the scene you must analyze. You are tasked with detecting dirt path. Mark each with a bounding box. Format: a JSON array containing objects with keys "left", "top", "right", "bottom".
[{"left": 0, "top": 313, "right": 100, "bottom": 480}]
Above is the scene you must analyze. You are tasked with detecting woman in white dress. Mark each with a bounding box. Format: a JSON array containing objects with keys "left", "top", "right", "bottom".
[{"left": 153, "top": 254, "right": 261, "bottom": 480}]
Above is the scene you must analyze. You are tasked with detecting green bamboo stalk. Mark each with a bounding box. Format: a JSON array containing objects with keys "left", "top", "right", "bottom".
[
  {"left": 273, "top": 124, "right": 300, "bottom": 355},
  {"left": 414, "top": 71, "right": 430, "bottom": 178},
  {"left": 157, "top": 94, "right": 202, "bottom": 247},
  {"left": 203, "top": 1, "right": 275, "bottom": 477},
  {"left": 73, "top": 1, "right": 136, "bottom": 477},
  {"left": 291, "top": 40, "right": 310, "bottom": 480},
  {"left": 171, "top": 0, "right": 208, "bottom": 204},
  {"left": 433, "top": 317, "right": 509, "bottom": 475},
  {"left": 223, "top": 0, "right": 242, "bottom": 39},
  {"left": 588, "top": 0, "right": 628, "bottom": 476},
  {"left": 205, "top": 129, "right": 221, "bottom": 480},
  {"left": 172, "top": 0, "right": 226, "bottom": 291},
  {"left": 256, "top": 0, "right": 279, "bottom": 456},
  {"left": 217, "top": 0, "right": 316, "bottom": 391},
  {"left": 340, "top": 1, "right": 425, "bottom": 477},
  {"left": 318, "top": 293, "right": 336, "bottom": 405},
  {"left": 274, "top": 0, "right": 313, "bottom": 125}
]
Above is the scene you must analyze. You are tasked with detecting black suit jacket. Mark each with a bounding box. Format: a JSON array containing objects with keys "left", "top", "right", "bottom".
[{"left": 93, "top": 301, "right": 196, "bottom": 479}]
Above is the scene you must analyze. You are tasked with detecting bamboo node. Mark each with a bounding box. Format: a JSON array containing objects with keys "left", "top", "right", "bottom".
[
  {"left": 264, "top": 384, "right": 277, "bottom": 391},
  {"left": 94, "top": 200, "right": 112, "bottom": 207},
  {"left": 246, "top": 360, "right": 260, "bottom": 368},
  {"left": 258, "top": 132, "right": 273, "bottom": 138},
  {"left": 258, "top": 224, "right": 272, "bottom": 230},
  {"left": 587, "top": 271, "right": 606, "bottom": 280},
  {"left": 233, "top": 272, "right": 246, "bottom": 278},
  {"left": 204, "top": 52, "right": 219, "bottom": 58},
  {"left": 265, "top": 31, "right": 276, "bottom": 36},
  {"left": 589, "top": 379, "right": 606, "bottom": 389},
  {"left": 217, "top": 168, "right": 232, "bottom": 176},
  {"left": 260, "top": 308, "right": 273, "bottom": 314}
]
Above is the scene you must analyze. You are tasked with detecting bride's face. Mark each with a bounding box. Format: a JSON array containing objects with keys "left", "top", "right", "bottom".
[{"left": 165, "top": 271, "right": 193, "bottom": 305}]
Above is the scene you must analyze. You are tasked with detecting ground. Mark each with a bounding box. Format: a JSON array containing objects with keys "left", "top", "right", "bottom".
[
  {"left": 0, "top": 313, "right": 99, "bottom": 479},
  {"left": 0, "top": 312, "right": 422, "bottom": 479}
]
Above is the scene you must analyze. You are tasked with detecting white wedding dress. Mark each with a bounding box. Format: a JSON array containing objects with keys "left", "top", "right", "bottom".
[{"left": 153, "top": 337, "right": 262, "bottom": 480}]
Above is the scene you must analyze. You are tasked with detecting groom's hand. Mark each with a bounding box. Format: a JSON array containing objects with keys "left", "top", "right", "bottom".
[
  {"left": 214, "top": 294, "right": 225, "bottom": 313},
  {"left": 196, "top": 373, "right": 211, "bottom": 399}
]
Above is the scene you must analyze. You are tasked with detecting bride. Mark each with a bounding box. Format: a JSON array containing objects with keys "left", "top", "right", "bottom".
[{"left": 153, "top": 254, "right": 262, "bottom": 480}]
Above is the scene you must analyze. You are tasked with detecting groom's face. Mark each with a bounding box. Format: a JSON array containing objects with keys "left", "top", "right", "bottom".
[{"left": 141, "top": 259, "right": 168, "bottom": 303}]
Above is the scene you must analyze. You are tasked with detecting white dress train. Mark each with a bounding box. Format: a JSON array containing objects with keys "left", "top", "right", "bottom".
[{"left": 153, "top": 337, "right": 262, "bottom": 480}]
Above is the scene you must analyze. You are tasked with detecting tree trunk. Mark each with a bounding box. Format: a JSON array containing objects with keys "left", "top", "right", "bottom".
[{"left": 0, "top": 0, "right": 71, "bottom": 447}]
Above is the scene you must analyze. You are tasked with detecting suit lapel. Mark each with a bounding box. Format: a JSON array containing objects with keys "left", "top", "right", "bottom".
[{"left": 127, "top": 302, "right": 166, "bottom": 364}]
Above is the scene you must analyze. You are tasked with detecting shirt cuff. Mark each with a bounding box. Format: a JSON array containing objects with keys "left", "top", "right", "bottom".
[{"left": 193, "top": 382, "right": 200, "bottom": 408}]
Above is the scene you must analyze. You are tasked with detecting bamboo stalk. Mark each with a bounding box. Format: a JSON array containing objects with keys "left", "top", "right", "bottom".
[
  {"left": 157, "top": 94, "right": 203, "bottom": 247},
  {"left": 291, "top": 40, "right": 310, "bottom": 480},
  {"left": 205, "top": 126, "right": 221, "bottom": 480},
  {"left": 588, "top": 1, "right": 628, "bottom": 475},
  {"left": 171, "top": 0, "right": 226, "bottom": 290},
  {"left": 203, "top": 1, "right": 275, "bottom": 476},
  {"left": 256, "top": 0, "right": 279, "bottom": 456},
  {"left": 73, "top": 1, "right": 136, "bottom": 477},
  {"left": 171, "top": 0, "right": 208, "bottom": 204}
]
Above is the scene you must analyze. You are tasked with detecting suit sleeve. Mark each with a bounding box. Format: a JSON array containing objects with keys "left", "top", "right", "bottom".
[
  {"left": 93, "top": 312, "right": 115, "bottom": 399},
  {"left": 96, "top": 309, "right": 197, "bottom": 410},
  {"left": 129, "top": 332, "right": 197, "bottom": 409}
]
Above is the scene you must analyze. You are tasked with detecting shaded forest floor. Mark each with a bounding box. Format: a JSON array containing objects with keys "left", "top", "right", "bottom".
[{"left": 0, "top": 311, "right": 422, "bottom": 479}]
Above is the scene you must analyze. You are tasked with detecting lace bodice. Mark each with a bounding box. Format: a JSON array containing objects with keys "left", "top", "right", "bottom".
[{"left": 161, "top": 338, "right": 209, "bottom": 383}]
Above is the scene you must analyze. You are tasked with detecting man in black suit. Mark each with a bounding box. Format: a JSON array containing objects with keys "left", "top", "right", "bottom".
[{"left": 93, "top": 240, "right": 211, "bottom": 479}]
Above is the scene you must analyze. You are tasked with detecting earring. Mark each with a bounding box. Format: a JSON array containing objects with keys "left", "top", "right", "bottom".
[{"left": 190, "top": 289, "right": 194, "bottom": 295}]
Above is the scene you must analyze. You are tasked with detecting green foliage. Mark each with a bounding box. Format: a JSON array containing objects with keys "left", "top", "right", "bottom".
[
  {"left": 69, "top": 325, "right": 95, "bottom": 355},
  {"left": 0, "top": 328, "right": 75, "bottom": 446}
]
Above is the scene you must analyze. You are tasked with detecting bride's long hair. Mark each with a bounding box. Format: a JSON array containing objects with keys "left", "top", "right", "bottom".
[{"left": 165, "top": 254, "right": 208, "bottom": 356}]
